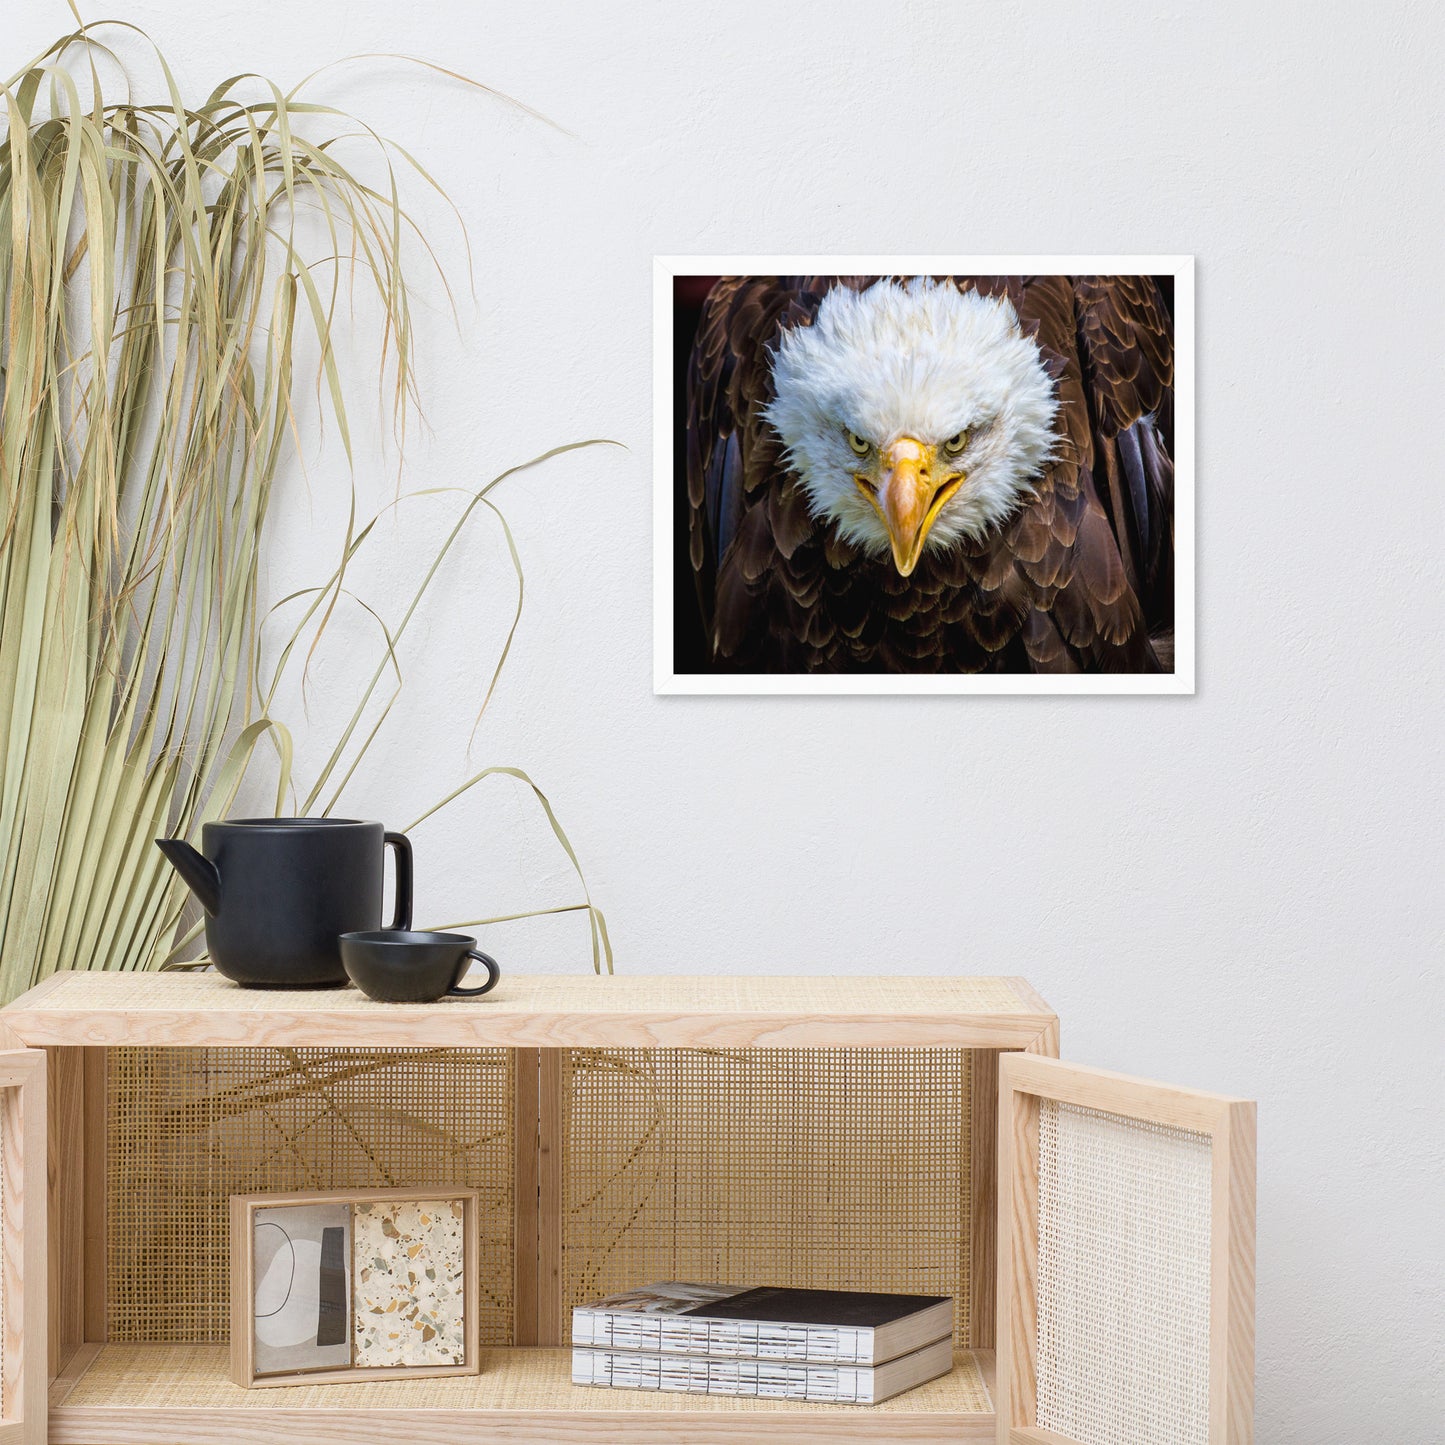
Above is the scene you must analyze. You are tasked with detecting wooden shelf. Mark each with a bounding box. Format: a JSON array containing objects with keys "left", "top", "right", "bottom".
[
  {"left": 50, "top": 1345, "right": 997, "bottom": 1443},
  {"left": 4, "top": 971, "right": 1056, "bottom": 1049},
  {"left": 21, "top": 975, "right": 1056, "bottom": 1442}
]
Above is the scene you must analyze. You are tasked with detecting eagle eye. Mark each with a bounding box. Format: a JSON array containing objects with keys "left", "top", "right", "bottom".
[
  {"left": 943, "top": 431, "right": 969, "bottom": 456},
  {"left": 846, "top": 430, "right": 870, "bottom": 456}
]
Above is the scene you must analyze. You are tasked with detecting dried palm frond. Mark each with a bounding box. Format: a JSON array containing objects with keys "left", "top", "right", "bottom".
[{"left": 0, "top": 19, "right": 610, "bottom": 1002}]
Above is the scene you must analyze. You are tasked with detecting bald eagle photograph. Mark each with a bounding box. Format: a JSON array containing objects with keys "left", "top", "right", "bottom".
[{"left": 656, "top": 258, "right": 1193, "bottom": 694}]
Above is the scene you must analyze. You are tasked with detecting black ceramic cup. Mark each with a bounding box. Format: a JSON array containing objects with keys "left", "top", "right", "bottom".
[{"left": 338, "top": 930, "right": 501, "bottom": 1003}]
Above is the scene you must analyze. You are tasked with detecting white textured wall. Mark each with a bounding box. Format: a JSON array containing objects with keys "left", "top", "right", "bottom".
[{"left": 12, "top": 1, "right": 1444, "bottom": 1437}]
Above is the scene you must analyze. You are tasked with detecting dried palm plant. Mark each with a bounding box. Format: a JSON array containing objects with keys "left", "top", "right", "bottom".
[{"left": 0, "top": 18, "right": 610, "bottom": 1003}]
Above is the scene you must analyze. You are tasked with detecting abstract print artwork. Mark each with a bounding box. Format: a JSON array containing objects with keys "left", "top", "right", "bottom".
[
  {"left": 252, "top": 1201, "right": 353, "bottom": 1376},
  {"left": 234, "top": 1188, "right": 478, "bottom": 1385},
  {"left": 656, "top": 257, "right": 1193, "bottom": 694}
]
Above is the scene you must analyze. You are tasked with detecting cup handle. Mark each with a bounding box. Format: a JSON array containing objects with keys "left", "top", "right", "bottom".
[
  {"left": 384, "top": 831, "right": 413, "bottom": 931},
  {"left": 449, "top": 950, "right": 500, "bottom": 997}
]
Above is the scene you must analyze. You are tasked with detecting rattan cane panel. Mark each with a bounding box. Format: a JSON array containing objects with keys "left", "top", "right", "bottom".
[
  {"left": 106, "top": 1048, "right": 513, "bottom": 1344},
  {"left": 562, "top": 1048, "right": 973, "bottom": 1345},
  {"left": 1036, "top": 1100, "right": 1212, "bottom": 1445}
]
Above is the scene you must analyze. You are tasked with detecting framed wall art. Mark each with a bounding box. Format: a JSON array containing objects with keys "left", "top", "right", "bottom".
[
  {"left": 654, "top": 256, "right": 1194, "bottom": 695},
  {"left": 230, "top": 1186, "right": 481, "bottom": 1387}
]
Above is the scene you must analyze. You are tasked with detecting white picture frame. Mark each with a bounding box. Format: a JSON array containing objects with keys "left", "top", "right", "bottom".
[{"left": 653, "top": 256, "right": 1194, "bottom": 696}]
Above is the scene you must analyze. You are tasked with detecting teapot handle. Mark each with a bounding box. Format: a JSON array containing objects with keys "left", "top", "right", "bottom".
[{"left": 384, "top": 831, "right": 413, "bottom": 931}]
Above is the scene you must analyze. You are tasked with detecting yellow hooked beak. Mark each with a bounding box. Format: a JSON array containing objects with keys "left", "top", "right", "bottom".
[{"left": 857, "top": 437, "right": 965, "bottom": 577}]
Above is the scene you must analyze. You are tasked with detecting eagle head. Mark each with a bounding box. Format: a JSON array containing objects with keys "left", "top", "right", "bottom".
[{"left": 762, "top": 278, "right": 1059, "bottom": 576}]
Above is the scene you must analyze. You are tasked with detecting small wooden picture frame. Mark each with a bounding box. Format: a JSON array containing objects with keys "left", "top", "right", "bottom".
[{"left": 230, "top": 1186, "right": 480, "bottom": 1388}]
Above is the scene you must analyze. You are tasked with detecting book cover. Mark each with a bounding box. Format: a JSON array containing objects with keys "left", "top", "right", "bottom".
[
  {"left": 571, "top": 1282, "right": 953, "bottom": 1366},
  {"left": 694, "top": 1286, "right": 950, "bottom": 1328}
]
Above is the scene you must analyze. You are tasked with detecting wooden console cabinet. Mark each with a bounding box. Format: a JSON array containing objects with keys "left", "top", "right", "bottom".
[{"left": 0, "top": 971, "right": 1251, "bottom": 1444}]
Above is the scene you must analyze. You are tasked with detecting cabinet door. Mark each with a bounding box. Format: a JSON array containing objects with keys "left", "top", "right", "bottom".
[
  {"left": 0, "top": 1050, "right": 45, "bottom": 1445},
  {"left": 997, "top": 1054, "right": 1254, "bottom": 1445}
]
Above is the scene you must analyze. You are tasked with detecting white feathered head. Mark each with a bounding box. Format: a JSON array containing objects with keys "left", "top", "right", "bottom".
[{"left": 762, "top": 278, "right": 1059, "bottom": 576}]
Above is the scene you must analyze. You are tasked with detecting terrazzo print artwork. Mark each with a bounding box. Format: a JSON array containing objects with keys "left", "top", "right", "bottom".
[{"left": 352, "top": 1198, "right": 468, "bottom": 1367}]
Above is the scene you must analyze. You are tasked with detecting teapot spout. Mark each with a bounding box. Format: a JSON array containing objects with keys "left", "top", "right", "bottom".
[{"left": 155, "top": 838, "right": 221, "bottom": 915}]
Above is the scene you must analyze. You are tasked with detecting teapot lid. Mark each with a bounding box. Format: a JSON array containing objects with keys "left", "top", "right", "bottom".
[{"left": 210, "top": 817, "right": 380, "bottom": 829}]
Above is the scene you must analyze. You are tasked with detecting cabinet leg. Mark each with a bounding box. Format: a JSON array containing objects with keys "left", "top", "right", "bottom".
[
  {"left": 969, "top": 1049, "right": 998, "bottom": 1352},
  {"left": 512, "top": 1047, "right": 565, "bottom": 1347},
  {"left": 47, "top": 1047, "right": 83, "bottom": 1376},
  {"left": 83, "top": 1047, "right": 106, "bottom": 1342},
  {"left": 513, "top": 1048, "right": 540, "bottom": 1345},
  {"left": 537, "top": 1048, "right": 564, "bottom": 1345}
]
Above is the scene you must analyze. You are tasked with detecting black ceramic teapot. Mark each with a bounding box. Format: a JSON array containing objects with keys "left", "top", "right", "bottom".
[{"left": 156, "top": 818, "right": 412, "bottom": 988}]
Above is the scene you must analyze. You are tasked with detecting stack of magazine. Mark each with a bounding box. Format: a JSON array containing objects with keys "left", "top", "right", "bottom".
[{"left": 571, "top": 1282, "right": 954, "bottom": 1405}]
